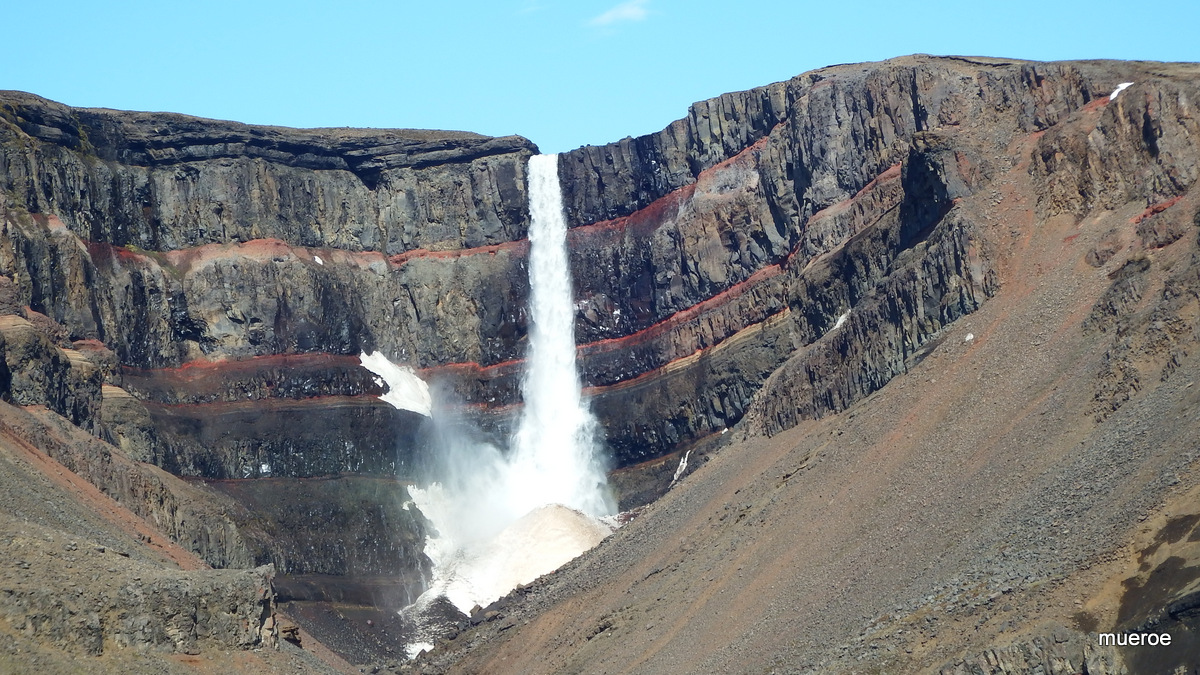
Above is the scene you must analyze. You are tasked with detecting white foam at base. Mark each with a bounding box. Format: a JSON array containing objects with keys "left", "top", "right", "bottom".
[
  {"left": 398, "top": 154, "right": 616, "bottom": 650},
  {"left": 405, "top": 641, "right": 433, "bottom": 659},
  {"left": 359, "top": 351, "right": 432, "bottom": 417}
]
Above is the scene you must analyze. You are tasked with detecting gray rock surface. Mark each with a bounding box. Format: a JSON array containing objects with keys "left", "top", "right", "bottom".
[
  {"left": 0, "top": 520, "right": 275, "bottom": 656},
  {"left": 1, "top": 91, "right": 536, "bottom": 253}
]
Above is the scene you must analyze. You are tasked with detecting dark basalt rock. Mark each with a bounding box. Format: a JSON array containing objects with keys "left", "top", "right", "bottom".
[
  {"left": 144, "top": 397, "right": 426, "bottom": 479},
  {"left": 1, "top": 90, "right": 537, "bottom": 253}
]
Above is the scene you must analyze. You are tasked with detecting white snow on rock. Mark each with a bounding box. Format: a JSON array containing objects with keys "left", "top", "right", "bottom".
[
  {"left": 1109, "top": 82, "right": 1134, "bottom": 101},
  {"left": 964, "top": 332, "right": 975, "bottom": 343},
  {"left": 670, "top": 450, "right": 691, "bottom": 487},
  {"left": 313, "top": 255, "right": 324, "bottom": 265},
  {"left": 359, "top": 351, "right": 432, "bottom": 417}
]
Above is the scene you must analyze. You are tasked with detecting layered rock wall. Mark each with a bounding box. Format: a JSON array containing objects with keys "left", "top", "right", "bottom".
[
  {"left": 1, "top": 91, "right": 535, "bottom": 253},
  {"left": 556, "top": 57, "right": 1100, "bottom": 461},
  {"left": 4, "top": 56, "right": 1195, "bottom": 483}
]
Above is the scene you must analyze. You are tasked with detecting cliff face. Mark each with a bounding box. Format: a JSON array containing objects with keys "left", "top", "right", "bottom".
[
  {"left": 3, "top": 56, "right": 1196, "bottom": 488},
  {"left": 560, "top": 58, "right": 1091, "bottom": 463},
  {"left": 412, "top": 60, "right": 1200, "bottom": 675},
  {"left": 4, "top": 57, "right": 1177, "bottom": 478},
  {"left": 2, "top": 92, "right": 534, "bottom": 253},
  {"left": 1, "top": 95, "right": 536, "bottom": 483}
]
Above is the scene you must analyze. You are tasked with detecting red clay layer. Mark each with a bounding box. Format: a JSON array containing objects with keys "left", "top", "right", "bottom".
[
  {"left": 566, "top": 132, "right": 776, "bottom": 245},
  {"left": 86, "top": 241, "right": 150, "bottom": 265},
  {"left": 68, "top": 119, "right": 780, "bottom": 281},
  {"left": 83, "top": 237, "right": 531, "bottom": 278},
  {"left": 122, "top": 352, "right": 363, "bottom": 378},
  {"left": 124, "top": 154, "right": 902, "bottom": 403},
  {"left": 568, "top": 184, "right": 697, "bottom": 245},
  {"left": 578, "top": 264, "right": 785, "bottom": 358},
  {"left": 0, "top": 408, "right": 208, "bottom": 571},
  {"left": 805, "top": 163, "right": 902, "bottom": 228},
  {"left": 142, "top": 394, "right": 388, "bottom": 413},
  {"left": 385, "top": 240, "right": 528, "bottom": 266},
  {"left": 577, "top": 159, "right": 900, "bottom": 359},
  {"left": 1132, "top": 195, "right": 1184, "bottom": 224},
  {"left": 123, "top": 352, "right": 526, "bottom": 383}
]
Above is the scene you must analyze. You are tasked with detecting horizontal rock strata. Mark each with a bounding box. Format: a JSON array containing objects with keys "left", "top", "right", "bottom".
[{"left": 0, "top": 58, "right": 1128, "bottom": 476}]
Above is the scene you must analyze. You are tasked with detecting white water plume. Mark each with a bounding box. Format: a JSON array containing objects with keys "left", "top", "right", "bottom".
[
  {"left": 506, "top": 153, "right": 615, "bottom": 520},
  {"left": 393, "top": 154, "right": 615, "bottom": 627}
]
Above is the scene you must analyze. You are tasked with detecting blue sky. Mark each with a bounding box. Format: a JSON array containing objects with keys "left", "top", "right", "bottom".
[{"left": 3, "top": 1, "right": 1198, "bottom": 153}]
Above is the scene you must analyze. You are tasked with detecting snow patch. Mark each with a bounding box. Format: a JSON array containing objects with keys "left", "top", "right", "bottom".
[
  {"left": 670, "top": 450, "right": 691, "bottom": 487},
  {"left": 359, "top": 351, "right": 432, "bottom": 417},
  {"left": 964, "top": 333, "right": 975, "bottom": 343},
  {"left": 1109, "top": 82, "right": 1134, "bottom": 101},
  {"left": 313, "top": 255, "right": 324, "bottom": 265}
]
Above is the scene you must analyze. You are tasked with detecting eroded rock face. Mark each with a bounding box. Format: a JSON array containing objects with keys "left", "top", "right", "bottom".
[
  {"left": 0, "top": 517, "right": 275, "bottom": 656},
  {"left": 1, "top": 56, "right": 1198, "bottom": 670},
  {"left": 0, "top": 312, "right": 101, "bottom": 431},
  {"left": 1, "top": 91, "right": 536, "bottom": 253}
]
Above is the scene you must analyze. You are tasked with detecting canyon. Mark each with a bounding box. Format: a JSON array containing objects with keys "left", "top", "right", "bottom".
[{"left": 1, "top": 54, "right": 1199, "bottom": 673}]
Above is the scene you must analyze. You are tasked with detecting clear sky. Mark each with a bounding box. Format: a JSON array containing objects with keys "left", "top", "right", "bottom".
[{"left": 3, "top": 1, "right": 1198, "bottom": 153}]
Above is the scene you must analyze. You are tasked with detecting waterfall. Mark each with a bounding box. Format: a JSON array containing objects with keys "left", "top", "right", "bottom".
[
  {"left": 391, "top": 154, "right": 615, "bottom": 627},
  {"left": 506, "top": 153, "right": 614, "bottom": 519}
]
